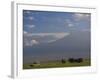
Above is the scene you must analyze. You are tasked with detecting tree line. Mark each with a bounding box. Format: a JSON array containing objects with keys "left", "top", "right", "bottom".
[
  {"left": 61, "top": 58, "right": 83, "bottom": 64},
  {"left": 29, "top": 58, "right": 83, "bottom": 67}
]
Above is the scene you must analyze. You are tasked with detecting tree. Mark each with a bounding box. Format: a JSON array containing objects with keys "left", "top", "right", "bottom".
[
  {"left": 33, "top": 62, "right": 37, "bottom": 64},
  {"left": 68, "top": 58, "right": 75, "bottom": 63},
  {"left": 29, "top": 64, "right": 34, "bottom": 67},
  {"left": 61, "top": 59, "right": 66, "bottom": 64},
  {"left": 33, "top": 61, "right": 40, "bottom": 64},
  {"left": 76, "top": 58, "right": 83, "bottom": 63}
]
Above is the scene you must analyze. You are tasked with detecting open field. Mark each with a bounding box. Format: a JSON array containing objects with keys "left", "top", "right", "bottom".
[{"left": 23, "top": 59, "right": 90, "bottom": 69}]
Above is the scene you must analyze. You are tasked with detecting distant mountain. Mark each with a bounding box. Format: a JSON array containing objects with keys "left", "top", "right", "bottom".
[{"left": 23, "top": 31, "right": 90, "bottom": 64}]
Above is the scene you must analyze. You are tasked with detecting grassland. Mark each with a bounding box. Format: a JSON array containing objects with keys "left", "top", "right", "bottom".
[{"left": 23, "top": 59, "right": 90, "bottom": 69}]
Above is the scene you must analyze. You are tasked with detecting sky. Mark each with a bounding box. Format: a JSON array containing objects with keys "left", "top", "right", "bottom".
[{"left": 23, "top": 10, "right": 91, "bottom": 64}]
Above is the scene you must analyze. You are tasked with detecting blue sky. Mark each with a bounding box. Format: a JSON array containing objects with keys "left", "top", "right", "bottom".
[
  {"left": 23, "top": 10, "right": 90, "bottom": 33},
  {"left": 23, "top": 10, "right": 91, "bottom": 63},
  {"left": 23, "top": 10, "right": 90, "bottom": 46}
]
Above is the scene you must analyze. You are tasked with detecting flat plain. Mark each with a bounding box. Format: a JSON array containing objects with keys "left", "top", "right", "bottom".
[{"left": 23, "top": 59, "right": 90, "bottom": 69}]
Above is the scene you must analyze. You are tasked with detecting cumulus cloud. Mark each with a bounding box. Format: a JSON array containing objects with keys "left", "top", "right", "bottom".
[
  {"left": 23, "top": 32, "right": 70, "bottom": 46},
  {"left": 73, "top": 13, "right": 90, "bottom": 21}
]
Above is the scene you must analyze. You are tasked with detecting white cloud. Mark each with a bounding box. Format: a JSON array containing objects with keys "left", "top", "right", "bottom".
[
  {"left": 46, "top": 40, "right": 57, "bottom": 43},
  {"left": 23, "top": 32, "right": 70, "bottom": 46},
  {"left": 24, "top": 38, "right": 39, "bottom": 46},
  {"left": 24, "top": 31, "right": 28, "bottom": 34},
  {"left": 28, "top": 16, "right": 34, "bottom": 20},
  {"left": 28, "top": 25, "right": 35, "bottom": 28},
  {"left": 65, "top": 19, "right": 74, "bottom": 27},
  {"left": 23, "top": 31, "right": 30, "bottom": 37},
  {"left": 68, "top": 23, "right": 74, "bottom": 27},
  {"left": 31, "top": 40, "right": 39, "bottom": 45},
  {"left": 25, "top": 24, "right": 35, "bottom": 28},
  {"left": 24, "top": 38, "right": 31, "bottom": 46},
  {"left": 73, "top": 13, "right": 90, "bottom": 21},
  {"left": 24, "top": 16, "right": 35, "bottom": 20},
  {"left": 24, "top": 11, "right": 32, "bottom": 14},
  {"left": 52, "top": 33, "right": 69, "bottom": 39},
  {"left": 28, "top": 33, "right": 69, "bottom": 38}
]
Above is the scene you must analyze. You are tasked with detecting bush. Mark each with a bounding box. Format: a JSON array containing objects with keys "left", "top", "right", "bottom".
[
  {"left": 61, "top": 59, "right": 66, "bottom": 64},
  {"left": 29, "top": 64, "right": 34, "bottom": 67},
  {"left": 76, "top": 58, "right": 83, "bottom": 63},
  {"left": 68, "top": 58, "right": 83, "bottom": 63},
  {"left": 68, "top": 58, "right": 74, "bottom": 63},
  {"left": 33, "top": 62, "right": 37, "bottom": 64},
  {"left": 33, "top": 61, "right": 40, "bottom": 64}
]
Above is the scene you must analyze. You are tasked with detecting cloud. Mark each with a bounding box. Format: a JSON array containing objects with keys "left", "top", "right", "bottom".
[
  {"left": 24, "top": 11, "right": 32, "bottom": 14},
  {"left": 65, "top": 19, "right": 74, "bottom": 27},
  {"left": 64, "top": 13, "right": 90, "bottom": 31},
  {"left": 24, "top": 16, "right": 35, "bottom": 21},
  {"left": 28, "top": 25, "right": 35, "bottom": 28},
  {"left": 28, "top": 16, "right": 34, "bottom": 20},
  {"left": 25, "top": 24, "right": 35, "bottom": 28},
  {"left": 24, "top": 39, "right": 39, "bottom": 46},
  {"left": 26, "top": 33, "right": 69, "bottom": 38},
  {"left": 52, "top": 33, "right": 69, "bottom": 39},
  {"left": 31, "top": 40, "right": 39, "bottom": 45},
  {"left": 68, "top": 23, "right": 74, "bottom": 27},
  {"left": 23, "top": 32, "right": 70, "bottom": 46},
  {"left": 24, "top": 38, "right": 31, "bottom": 46},
  {"left": 73, "top": 13, "right": 90, "bottom": 21},
  {"left": 24, "top": 31, "right": 28, "bottom": 34}
]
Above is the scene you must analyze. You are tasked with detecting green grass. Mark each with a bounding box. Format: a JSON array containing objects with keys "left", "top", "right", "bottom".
[{"left": 23, "top": 59, "right": 90, "bottom": 69}]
